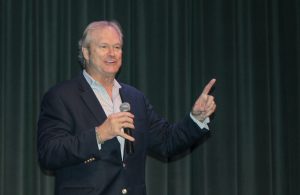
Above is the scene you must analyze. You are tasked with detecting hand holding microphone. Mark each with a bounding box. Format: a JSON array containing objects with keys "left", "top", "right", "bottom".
[{"left": 95, "top": 103, "right": 134, "bottom": 145}]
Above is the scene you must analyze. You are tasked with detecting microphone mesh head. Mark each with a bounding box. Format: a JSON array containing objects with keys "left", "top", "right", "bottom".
[{"left": 120, "top": 102, "right": 131, "bottom": 112}]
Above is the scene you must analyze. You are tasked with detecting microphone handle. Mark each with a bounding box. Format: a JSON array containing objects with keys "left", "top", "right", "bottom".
[{"left": 124, "top": 128, "right": 134, "bottom": 154}]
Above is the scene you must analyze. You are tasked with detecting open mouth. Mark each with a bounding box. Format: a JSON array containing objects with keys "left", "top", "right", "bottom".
[{"left": 105, "top": 59, "right": 117, "bottom": 63}]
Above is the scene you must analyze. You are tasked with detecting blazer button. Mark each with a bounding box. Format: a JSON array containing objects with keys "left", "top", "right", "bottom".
[
  {"left": 121, "top": 188, "right": 127, "bottom": 194},
  {"left": 122, "top": 163, "right": 126, "bottom": 168}
]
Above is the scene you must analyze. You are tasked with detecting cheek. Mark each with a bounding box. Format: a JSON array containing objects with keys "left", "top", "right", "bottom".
[
  {"left": 117, "top": 52, "right": 123, "bottom": 60},
  {"left": 92, "top": 50, "right": 106, "bottom": 61}
]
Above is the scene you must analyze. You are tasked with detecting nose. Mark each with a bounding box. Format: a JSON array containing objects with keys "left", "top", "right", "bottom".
[{"left": 107, "top": 46, "right": 116, "bottom": 56}]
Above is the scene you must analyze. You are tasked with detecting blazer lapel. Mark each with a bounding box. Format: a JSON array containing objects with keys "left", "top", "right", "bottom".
[
  {"left": 78, "top": 73, "right": 106, "bottom": 124},
  {"left": 119, "top": 85, "right": 133, "bottom": 107}
]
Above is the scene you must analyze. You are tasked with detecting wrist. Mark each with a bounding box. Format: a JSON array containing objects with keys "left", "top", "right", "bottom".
[{"left": 95, "top": 127, "right": 105, "bottom": 144}]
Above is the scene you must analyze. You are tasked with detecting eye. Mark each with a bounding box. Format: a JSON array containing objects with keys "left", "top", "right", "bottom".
[
  {"left": 99, "top": 44, "right": 108, "bottom": 49},
  {"left": 114, "top": 45, "right": 122, "bottom": 50}
]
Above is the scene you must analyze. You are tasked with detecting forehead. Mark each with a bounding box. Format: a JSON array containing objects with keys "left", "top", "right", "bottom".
[{"left": 88, "top": 26, "right": 122, "bottom": 44}]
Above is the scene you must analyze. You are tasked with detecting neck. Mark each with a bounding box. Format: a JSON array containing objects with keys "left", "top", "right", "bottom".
[
  {"left": 101, "top": 78, "right": 114, "bottom": 99},
  {"left": 97, "top": 75, "right": 115, "bottom": 88}
]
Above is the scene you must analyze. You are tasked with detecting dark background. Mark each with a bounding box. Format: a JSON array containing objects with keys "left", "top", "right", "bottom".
[{"left": 1, "top": 0, "right": 299, "bottom": 194}]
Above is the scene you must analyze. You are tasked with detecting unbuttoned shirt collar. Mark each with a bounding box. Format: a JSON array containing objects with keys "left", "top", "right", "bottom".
[{"left": 83, "top": 70, "right": 122, "bottom": 115}]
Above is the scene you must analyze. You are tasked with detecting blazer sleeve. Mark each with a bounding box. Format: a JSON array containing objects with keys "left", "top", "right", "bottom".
[
  {"left": 144, "top": 95, "right": 210, "bottom": 158},
  {"left": 37, "top": 89, "right": 101, "bottom": 170}
]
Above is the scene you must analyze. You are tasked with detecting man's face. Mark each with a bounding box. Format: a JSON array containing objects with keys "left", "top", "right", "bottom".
[{"left": 83, "top": 26, "right": 122, "bottom": 78}]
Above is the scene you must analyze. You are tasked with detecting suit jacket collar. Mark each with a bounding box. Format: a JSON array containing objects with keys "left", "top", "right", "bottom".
[{"left": 78, "top": 72, "right": 107, "bottom": 125}]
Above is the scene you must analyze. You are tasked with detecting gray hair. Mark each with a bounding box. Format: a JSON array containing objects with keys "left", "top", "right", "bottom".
[{"left": 78, "top": 20, "right": 123, "bottom": 69}]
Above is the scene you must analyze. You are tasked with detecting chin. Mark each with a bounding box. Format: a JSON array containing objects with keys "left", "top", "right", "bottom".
[
  {"left": 103, "top": 69, "right": 120, "bottom": 76},
  {"left": 106, "top": 66, "right": 121, "bottom": 73}
]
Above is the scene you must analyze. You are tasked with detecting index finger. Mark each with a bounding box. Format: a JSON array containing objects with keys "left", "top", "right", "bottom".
[
  {"left": 202, "top": 78, "right": 216, "bottom": 95},
  {"left": 115, "top": 111, "right": 135, "bottom": 119}
]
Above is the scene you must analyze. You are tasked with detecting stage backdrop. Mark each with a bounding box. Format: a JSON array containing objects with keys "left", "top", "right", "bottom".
[{"left": 1, "top": 0, "right": 299, "bottom": 195}]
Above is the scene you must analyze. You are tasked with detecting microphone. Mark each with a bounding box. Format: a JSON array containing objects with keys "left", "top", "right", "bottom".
[{"left": 120, "top": 102, "right": 134, "bottom": 154}]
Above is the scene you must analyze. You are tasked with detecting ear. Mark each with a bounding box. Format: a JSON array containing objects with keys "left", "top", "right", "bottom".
[{"left": 82, "top": 47, "right": 89, "bottom": 62}]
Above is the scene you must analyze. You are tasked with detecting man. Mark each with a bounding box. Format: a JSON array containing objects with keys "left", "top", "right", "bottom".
[{"left": 37, "top": 20, "right": 216, "bottom": 195}]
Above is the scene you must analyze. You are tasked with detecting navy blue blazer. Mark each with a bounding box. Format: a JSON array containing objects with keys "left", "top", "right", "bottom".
[{"left": 37, "top": 72, "right": 209, "bottom": 195}]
